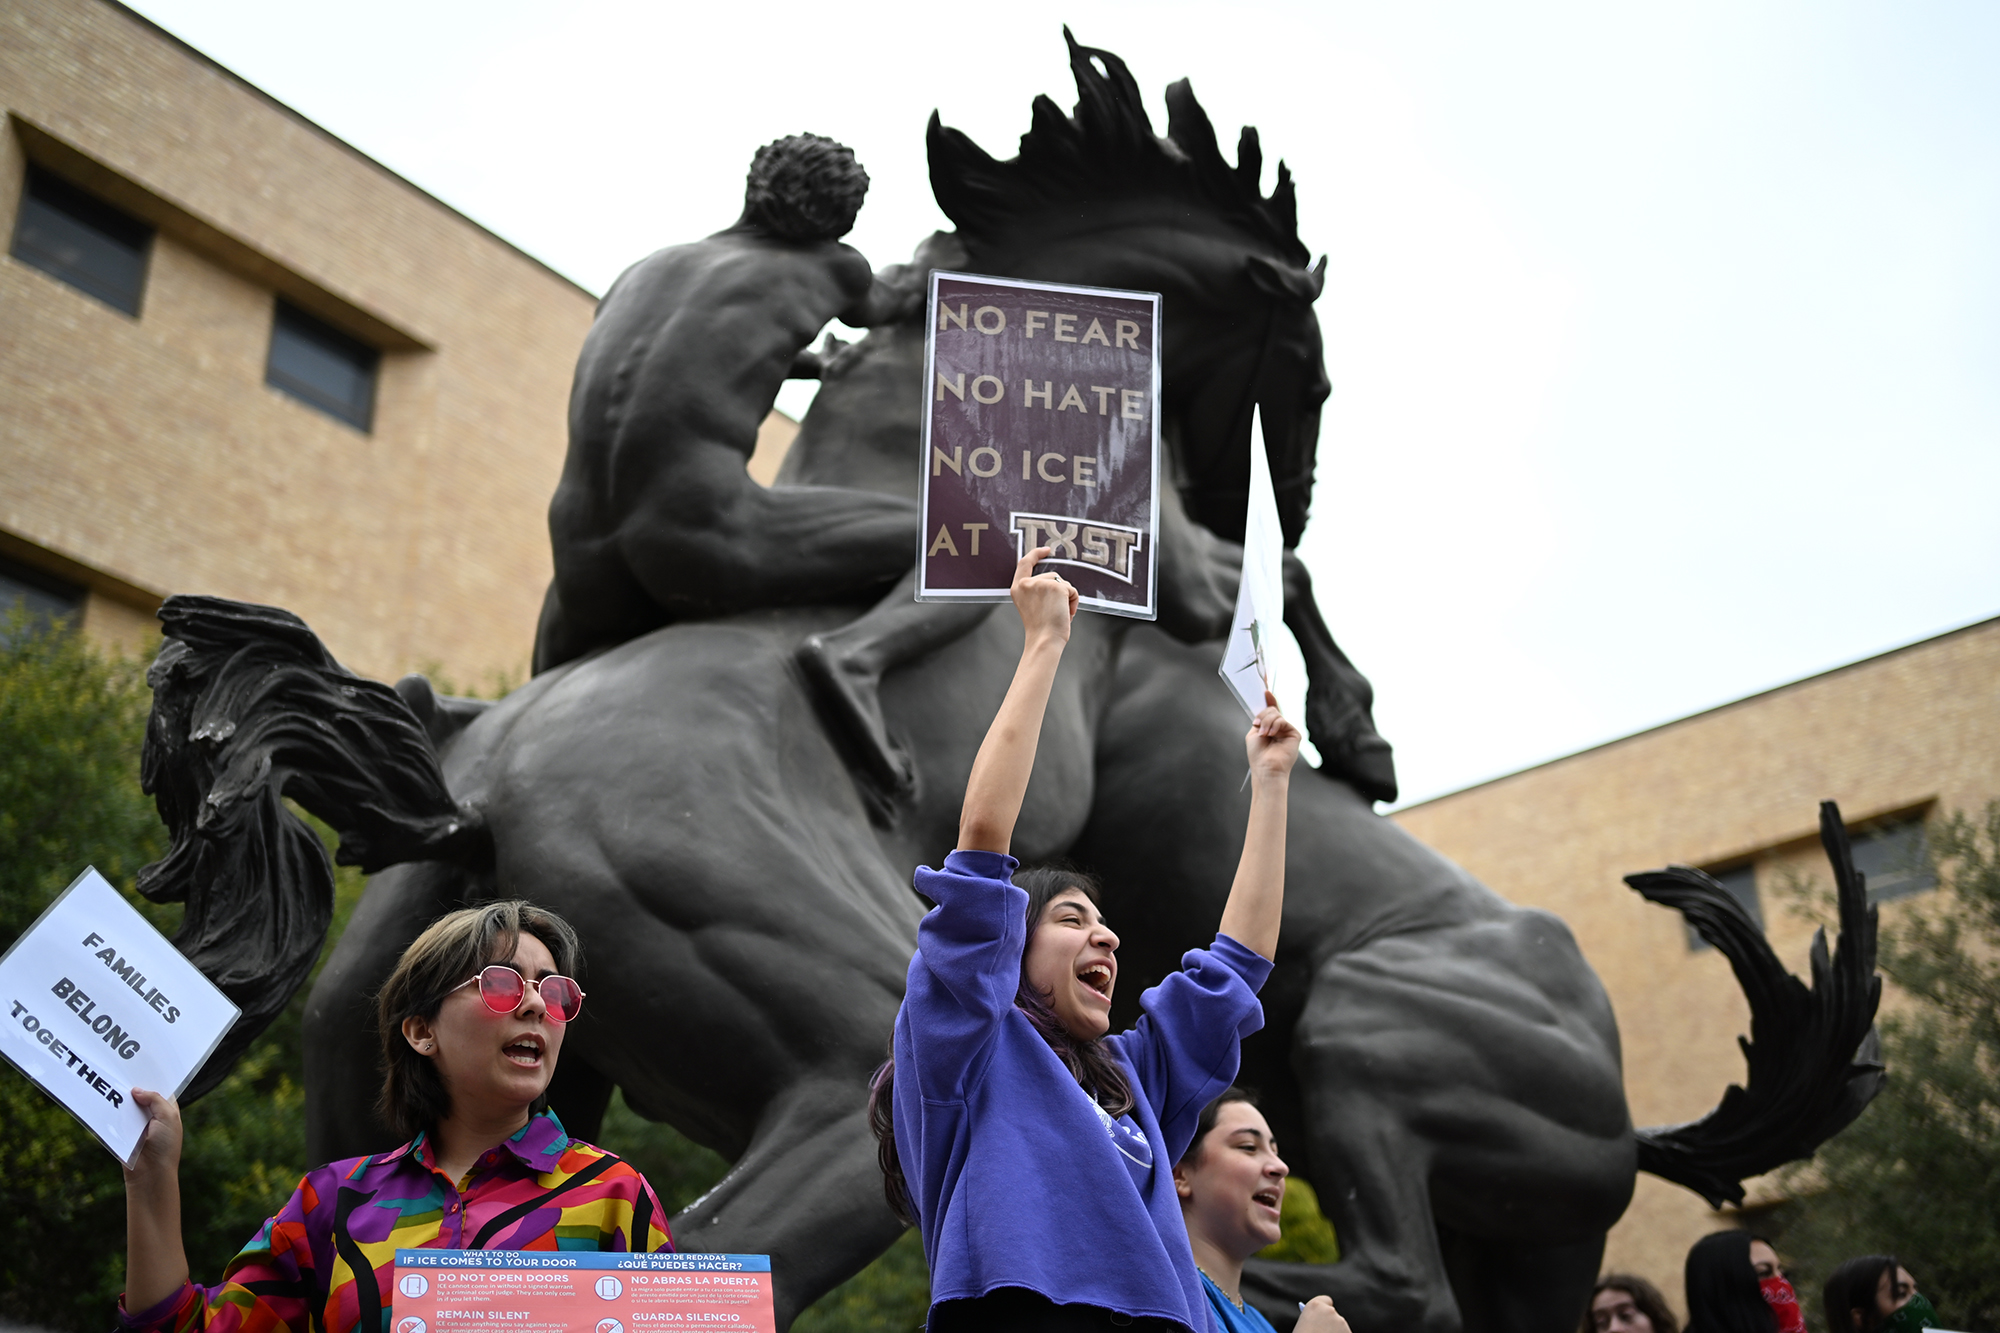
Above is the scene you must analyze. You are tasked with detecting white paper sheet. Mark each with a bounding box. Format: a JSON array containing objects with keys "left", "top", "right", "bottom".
[
  {"left": 1218, "top": 406, "right": 1286, "bottom": 717},
  {"left": 0, "top": 867, "right": 239, "bottom": 1165}
]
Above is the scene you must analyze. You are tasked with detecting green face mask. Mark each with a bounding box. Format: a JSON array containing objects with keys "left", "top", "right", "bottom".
[{"left": 1881, "top": 1292, "right": 1940, "bottom": 1333}]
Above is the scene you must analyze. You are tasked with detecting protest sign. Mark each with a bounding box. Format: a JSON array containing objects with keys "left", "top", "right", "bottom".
[
  {"left": 1218, "top": 407, "right": 1286, "bottom": 717},
  {"left": 0, "top": 866, "right": 238, "bottom": 1165},
  {"left": 393, "top": 1250, "right": 777, "bottom": 1333},
  {"left": 918, "top": 270, "right": 1161, "bottom": 618}
]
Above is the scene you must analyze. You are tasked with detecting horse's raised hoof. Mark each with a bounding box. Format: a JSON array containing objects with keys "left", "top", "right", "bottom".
[
  {"left": 1305, "top": 699, "right": 1398, "bottom": 804},
  {"left": 795, "top": 634, "right": 918, "bottom": 821}
]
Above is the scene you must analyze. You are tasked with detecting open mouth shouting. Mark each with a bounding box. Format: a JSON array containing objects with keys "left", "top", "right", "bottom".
[
  {"left": 1077, "top": 959, "right": 1115, "bottom": 1005},
  {"left": 502, "top": 1032, "right": 546, "bottom": 1068},
  {"left": 1250, "top": 1182, "right": 1284, "bottom": 1221}
]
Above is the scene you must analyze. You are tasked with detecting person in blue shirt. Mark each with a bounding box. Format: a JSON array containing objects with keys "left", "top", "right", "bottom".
[
  {"left": 867, "top": 546, "right": 1336, "bottom": 1333},
  {"left": 1173, "top": 1088, "right": 1349, "bottom": 1333}
]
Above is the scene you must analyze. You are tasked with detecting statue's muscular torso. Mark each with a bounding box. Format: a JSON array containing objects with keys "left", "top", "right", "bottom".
[{"left": 534, "top": 227, "right": 919, "bottom": 673}]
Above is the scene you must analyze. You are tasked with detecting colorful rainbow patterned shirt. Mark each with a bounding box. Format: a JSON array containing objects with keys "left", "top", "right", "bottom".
[{"left": 120, "top": 1111, "right": 674, "bottom": 1333}]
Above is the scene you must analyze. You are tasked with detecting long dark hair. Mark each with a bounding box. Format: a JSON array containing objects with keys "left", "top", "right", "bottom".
[
  {"left": 1582, "top": 1274, "right": 1681, "bottom": 1333},
  {"left": 1823, "top": 1256, "right": 1902, "bottom": 1333},
  {"left": 869, "top": 864, "right": 1135, "bottom": 1223},
  {"left": 1685, "top": 1232, "right": 1777, "bottom": 1333}
]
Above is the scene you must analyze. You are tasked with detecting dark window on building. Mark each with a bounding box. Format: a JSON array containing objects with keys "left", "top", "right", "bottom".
[
  {"left": 266, "top": 300, "right": 379, "bottom": 430},
  {"left": 1849, "top": 816, "right": 1936, "bottom": 904},
  {"left": 0, "top": 555, "right": 84, "bottom": 646},
  {"left": 8, "top": 165, "right": 153, "bottom": 315},
  {"left": 1688, "top": 862, "right": 1761, "bottom": 951}
]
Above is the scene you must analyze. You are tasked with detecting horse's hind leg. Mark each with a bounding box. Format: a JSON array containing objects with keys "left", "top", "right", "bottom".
[
  {"left": 1438, "top": 1230, "right": 1603, "bottom": 1333},
  {"left": 1244, "top": 1096, "right": 1462, "bottom": 1333},
  {"left": 303, "top": 860, "right": 467, "bottom": 1161},
  {"left": 670, "top": 1074, "right": 907, "bottom": 1331}
]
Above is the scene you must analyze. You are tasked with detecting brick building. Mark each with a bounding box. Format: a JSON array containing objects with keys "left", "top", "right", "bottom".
[
  {"left": 0, "top": 0, "right": 794, "bottom": 682},
  {"left": 1392, "top": 616, "right": 2000, "bottom": 1307},
  {"left": 5, "top": 0, "right": 1991, "bottom": 1313}
]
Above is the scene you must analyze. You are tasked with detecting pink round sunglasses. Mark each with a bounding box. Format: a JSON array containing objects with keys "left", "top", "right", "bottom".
[{"left": 450, "top": 965, "right": 585, "bottom": 1023}]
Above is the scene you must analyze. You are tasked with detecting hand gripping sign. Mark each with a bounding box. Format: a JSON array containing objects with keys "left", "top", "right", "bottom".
[
  {"left": 0, "top": 867, "right": 239, "bottom": 1165},
  {"left": 918, "top": 271, "right": 1162, "bottom": 618},
  {"left": 394, "top": 1250, "right": 777, "bottom": 1333}
]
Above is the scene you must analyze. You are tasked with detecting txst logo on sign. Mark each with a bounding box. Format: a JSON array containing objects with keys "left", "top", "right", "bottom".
[{"left": 1010, "top": 513, "right": 1144, "bottom": 584}]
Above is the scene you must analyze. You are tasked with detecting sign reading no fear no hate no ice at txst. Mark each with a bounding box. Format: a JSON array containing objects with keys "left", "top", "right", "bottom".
[
  {"left": 0, "top": 867, "right": 238, "bottom": 1165},
  {"left": 394, "top": 1250, "right": 777, "bottom": 1333},
  {"left": 918, "top": 271, "right": 1161, "bottom": 618}
]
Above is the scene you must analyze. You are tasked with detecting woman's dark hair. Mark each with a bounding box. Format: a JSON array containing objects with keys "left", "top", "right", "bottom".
[
  {"left": 869, "top": 864, "right": 1133, "bottom": 1224},
  {"left": 1823, "top": 1256, "right": 1901, "bottom": 1333},
  {"left": 374, "top": 900, "right": 582, "bottom": 1139},
  {"left": 1582, "top": 1274, "right": 1680, "bottom": 1333},
  {"left": 1177, "top": 1087, "right": 1259, "bottom": 1168},
  {"left": 1684, "top": 1231, "right": 1777, "bottom": 1333},
  {"left": 1010, "top": 866, "right": 1135, "bottom": 1117}
]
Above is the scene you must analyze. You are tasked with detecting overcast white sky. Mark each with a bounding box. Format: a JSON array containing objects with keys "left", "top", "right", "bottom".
[{"left": 127, "top": 0, "right": 2000, "bottom": 805}]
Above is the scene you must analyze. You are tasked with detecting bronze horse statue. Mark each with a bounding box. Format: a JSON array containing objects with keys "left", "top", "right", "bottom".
[{"left": 136, "top": 35, "right": 1881, "bottom": 1333}]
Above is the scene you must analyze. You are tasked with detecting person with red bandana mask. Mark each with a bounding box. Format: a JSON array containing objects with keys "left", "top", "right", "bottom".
[{"left": 1684, "top": 1232, "right": 1805, "bottom": 1333}]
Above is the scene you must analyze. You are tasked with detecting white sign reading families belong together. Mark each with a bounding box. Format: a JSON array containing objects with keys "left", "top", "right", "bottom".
[{"left": 0, "top": 866, "right": 238, "bottom": 1165}]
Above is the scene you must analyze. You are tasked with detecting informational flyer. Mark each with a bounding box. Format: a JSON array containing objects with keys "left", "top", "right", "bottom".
[
  {"left": 1218, "top": 406, "right": 1287, "bottom": 716},
  {"left": 393, "top": 1251, "right": 777, "bottom": 1333},
  {"left": 918, "top": 270, "right": 1162, "bottom": 619},
  {"left": 0, "top": 866, "right": 239, "bottom": 1165}
]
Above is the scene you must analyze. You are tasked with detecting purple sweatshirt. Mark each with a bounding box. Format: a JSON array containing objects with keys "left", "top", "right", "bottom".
[{"left": 893, "top": 850, "right": 1271, "bottom": 1332}]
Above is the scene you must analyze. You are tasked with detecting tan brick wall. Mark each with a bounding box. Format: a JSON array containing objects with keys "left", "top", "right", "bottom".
[
  {"left": 0, "top": 0, "right": 594, "bottom": 683},
  {"left": 1391, "top": 618, "right": 2000, "bottom": 1307},
  {"left": 1, "top": 0, "right": 809, "bottom": 683}
]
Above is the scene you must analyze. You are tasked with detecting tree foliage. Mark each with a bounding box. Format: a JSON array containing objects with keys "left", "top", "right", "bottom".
[
  {"left": 1776, "top": 803, "right": 2000, "bottom": 1332},
  {"left": 0, "top": 616, "right": 363, "bottom": 1331}
]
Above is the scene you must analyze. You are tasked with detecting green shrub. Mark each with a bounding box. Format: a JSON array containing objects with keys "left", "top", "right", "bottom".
[{"left": 0, "top": 616, "right": 360, "bottom": 1331}]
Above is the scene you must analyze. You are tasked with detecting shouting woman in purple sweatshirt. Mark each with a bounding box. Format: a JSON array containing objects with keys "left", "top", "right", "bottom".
[{"left": 870, "top": 547, "right": 1349, "bottom": 1333}]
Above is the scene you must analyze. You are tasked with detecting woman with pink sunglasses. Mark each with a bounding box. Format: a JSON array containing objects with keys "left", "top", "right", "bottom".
[{"left": 119, "top": 901, "right": 671, "bottom": 1333}]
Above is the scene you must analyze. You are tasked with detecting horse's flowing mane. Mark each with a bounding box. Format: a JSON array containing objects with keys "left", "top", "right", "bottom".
[{"left": 927, "top": 29, "right": 1309, "bottom": 266}]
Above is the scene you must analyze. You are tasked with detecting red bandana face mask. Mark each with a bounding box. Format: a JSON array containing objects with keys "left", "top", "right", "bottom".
[{"left": 1761, "top": 1276, "right": 1806, "bottom": 1333}]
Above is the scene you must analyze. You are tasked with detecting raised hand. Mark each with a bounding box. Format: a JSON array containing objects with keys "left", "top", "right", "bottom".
[
  {"left": 1218, "top": 690, "right": 1299, "bottom": 960},
  {"left": 1010, "top": 546, "right": 1078, "bottom": 645},
  {"left": 1245, "top": 689, "right": 1303, "bottom": 783},
  {"left": 958, "top": 547, "right": 1077, "bottom": 854},
  {"left": 127, "top": 1087, "right": 184, "bottom": 1182}
]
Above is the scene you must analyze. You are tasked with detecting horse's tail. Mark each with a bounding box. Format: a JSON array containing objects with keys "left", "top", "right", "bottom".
[
  {"left": 140, "top": 594, "right": 492, "bottom": 1101},
  {"left": 1624, "top": 801, "right": 1884, "bottom": 1207}
]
